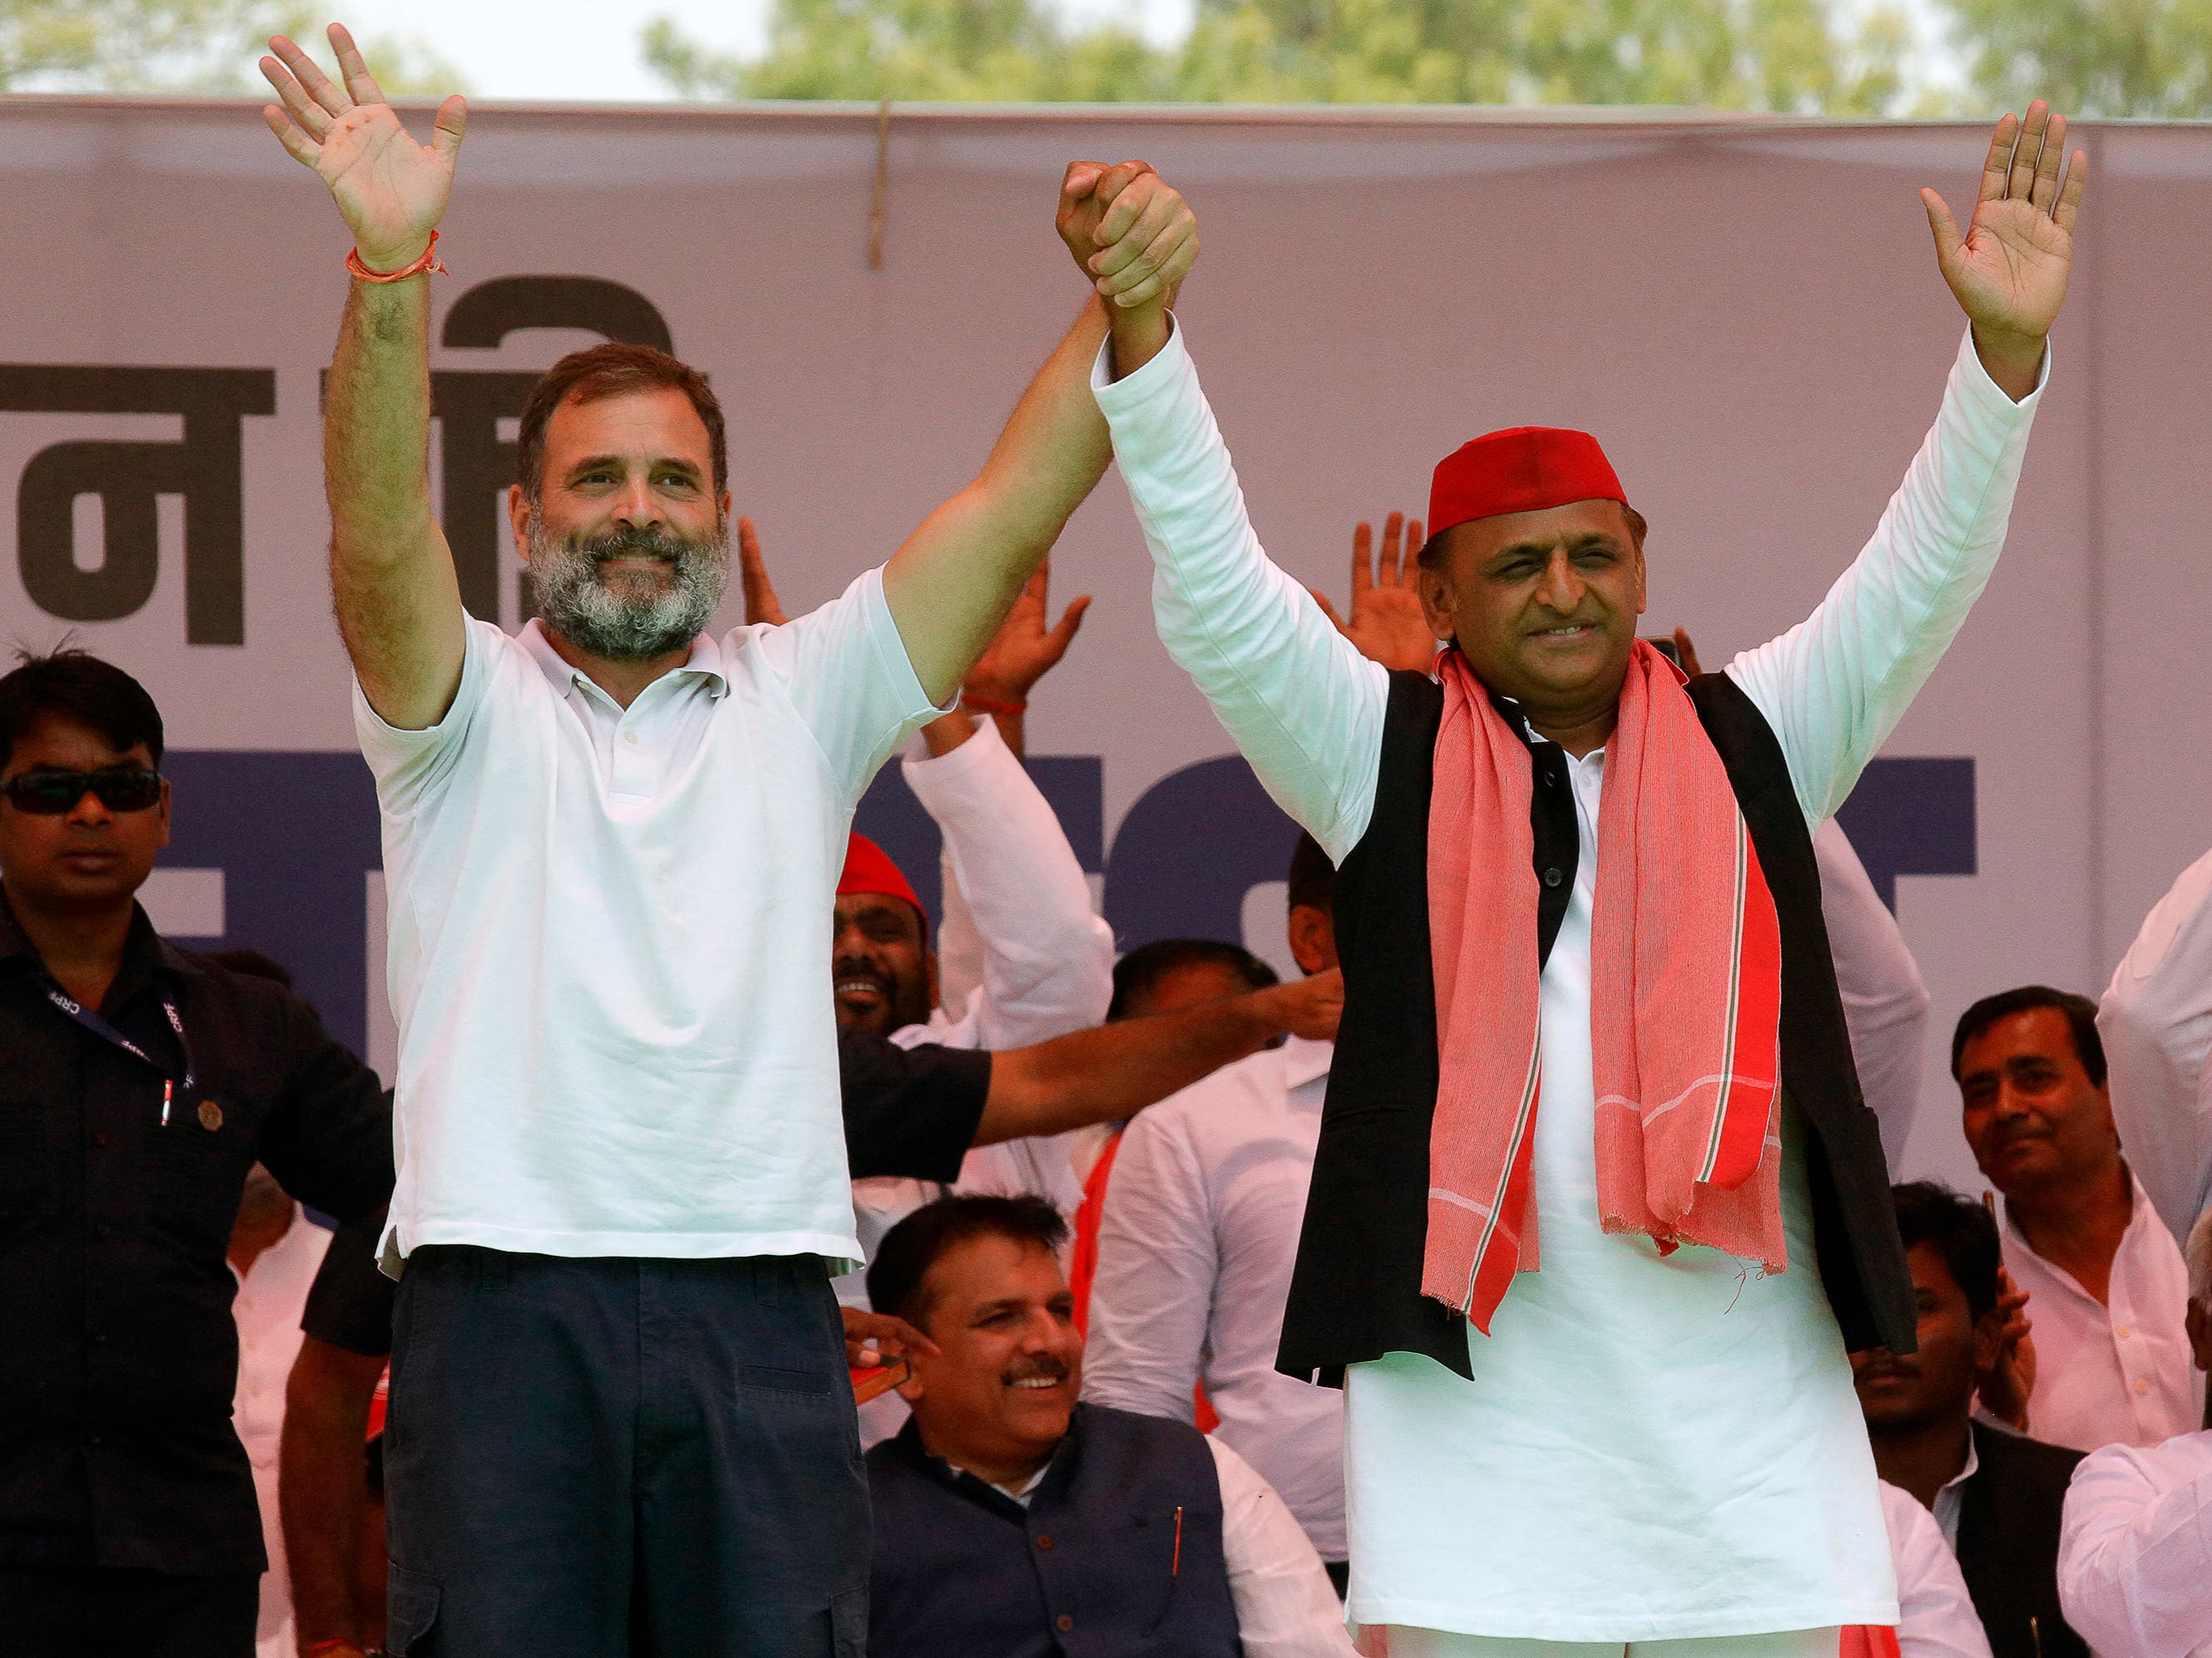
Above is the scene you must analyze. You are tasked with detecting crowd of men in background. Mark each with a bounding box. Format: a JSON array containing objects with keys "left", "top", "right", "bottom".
[
  {"left": 6, "top": 52, "right": 2205, "bottom": 1658},
  {"left": 7, "top": 515, "right": 2212, "bottom": 1656}
]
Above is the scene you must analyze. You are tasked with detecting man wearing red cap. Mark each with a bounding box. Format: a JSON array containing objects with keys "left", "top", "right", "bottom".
[{"left": 1079, "top": 107, "right": 2085, "bottom": 1654}]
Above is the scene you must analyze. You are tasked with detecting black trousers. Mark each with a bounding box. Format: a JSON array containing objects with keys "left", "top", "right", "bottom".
[
  {"left": 0, "top": 1565, "right": 258, "bottom": 1657},
  {"left": 384, "top": 1248, "right": 868, "bottom": 1657}
]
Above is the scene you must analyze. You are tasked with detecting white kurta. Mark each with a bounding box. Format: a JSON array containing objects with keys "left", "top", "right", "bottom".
[
  {"left": 1083, "top": 1036, "right": 1345, "bottom": 1562},
  {"left": 229, "top": 1208, "right": 334, "bottom": 1658},
  {"left": 1093, "top": 318, "right": 2045, "bottom": 1639},
  {"left": 2057, "top": 1426, "right": 2212, "bottom": 1658},
  {"left": 2000, "top": 1177, "right": 2202, "bottom": 1454},
  {"left": 2100, "top": 842, "right": 2212, "bottom": 1247},
  {"left": 1879, "top": 1482, "right": 1995, "bottom": 1658}
]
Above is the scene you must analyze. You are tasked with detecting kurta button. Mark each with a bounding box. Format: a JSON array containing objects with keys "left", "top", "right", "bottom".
[
  {"left": 90, "top": 1131, "right": 111, "bottom": 1149},
  {"left": 1056, "top": 1615, "right": 1075, "bottom": 1633},
  {"left": 85, "top": 1434, "right": 102, "bottom": 1446},
  {"left": 1544, "top": 868, "right": 1564, "bottom": 888},
  {"left": 2134, "top": 1378, "right": 2151, "bottom": 1395},
  {"left": 1034, "top": 1533, "right": 1054, "bottom": 1549},
  {"left": 94, "top": 1222, "right": 114, "bottom": 1240}
]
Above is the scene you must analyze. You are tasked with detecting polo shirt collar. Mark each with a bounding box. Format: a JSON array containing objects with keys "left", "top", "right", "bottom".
[{"left": 517, "top": 617, "right": 730, "bottom": 705}]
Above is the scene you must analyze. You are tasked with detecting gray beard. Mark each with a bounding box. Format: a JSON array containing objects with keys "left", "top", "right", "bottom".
[{"left": 528, "top": 515, "right": 730, "bottom": 662}]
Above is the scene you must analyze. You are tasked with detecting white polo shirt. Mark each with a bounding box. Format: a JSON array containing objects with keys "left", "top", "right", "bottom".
[{"left": 358, "top": 567, "right": 940, "bottom": 1264}]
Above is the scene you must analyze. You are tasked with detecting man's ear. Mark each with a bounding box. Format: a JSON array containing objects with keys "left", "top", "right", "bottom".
[
  {"left": 926, "top": 950, "right": 941, "bottom": 1013},
  {"left": 2186, "top": 1299, "right": 2212, "bottom": 1372},
  {"left": 1288, "top": 905, "right": 1336, "bottom": 976},
  {"left": 1416, "top": 557, "right": 1457, "bottom": 643},
  {"left": 508, "top": 483, "right": 533, "bottom": 563}
]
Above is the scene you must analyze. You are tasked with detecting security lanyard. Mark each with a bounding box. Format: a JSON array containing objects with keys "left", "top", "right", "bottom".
[{"left": 42, "top": 976, "right": 195, "bottom": 1125}]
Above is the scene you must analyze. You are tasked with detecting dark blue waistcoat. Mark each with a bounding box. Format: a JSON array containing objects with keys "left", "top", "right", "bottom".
[{"left": 865, "top": 1403, "right": 1244, "bottom": 1658}]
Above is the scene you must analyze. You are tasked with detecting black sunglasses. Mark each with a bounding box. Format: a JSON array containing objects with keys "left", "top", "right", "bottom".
[{"left": 0, "top": 766, "right": 164, "bottom": 815}]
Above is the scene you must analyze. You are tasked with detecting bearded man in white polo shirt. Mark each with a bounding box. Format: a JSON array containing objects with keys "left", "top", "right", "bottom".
[
  {"left": 257, "top": 23, "right": 1195, "bottom": 1655},
  {"left": 1080, "top": 106, "right": 2081, "bottom": 1656}
]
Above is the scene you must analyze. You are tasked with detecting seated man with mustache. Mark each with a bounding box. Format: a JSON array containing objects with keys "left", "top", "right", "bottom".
[
  {"left": 865, "top": 1194, "right": 1358, "bottom": 1658},
  {"left": 259, "top": 21, "right": 1197, "bottom": 1651}
]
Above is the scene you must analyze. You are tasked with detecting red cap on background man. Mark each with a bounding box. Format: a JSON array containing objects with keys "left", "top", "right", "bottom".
[{"left": 838, "top": 834, "right": 925, "bottom": 934}]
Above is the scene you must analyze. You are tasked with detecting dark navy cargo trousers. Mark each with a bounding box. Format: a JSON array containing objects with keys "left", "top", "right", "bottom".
[{"left": 382, "top": 1247, "right": 868, "bottom": 1657}]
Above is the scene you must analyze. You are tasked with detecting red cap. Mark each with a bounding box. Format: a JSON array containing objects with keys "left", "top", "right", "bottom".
[
  {"left": 1427, "top": 428, "right": 1626, "bottom": 539},
  {"left": 838, "top": 833, "right": 923, "bottom": 918}
]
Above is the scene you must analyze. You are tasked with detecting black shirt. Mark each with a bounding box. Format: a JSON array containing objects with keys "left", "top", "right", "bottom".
[
  {"left": 0, "top": 898, "right": 394, "bottom": 1574},
  {"left": 305, "top": 1031, "right": 993, "bottom": 1358}
]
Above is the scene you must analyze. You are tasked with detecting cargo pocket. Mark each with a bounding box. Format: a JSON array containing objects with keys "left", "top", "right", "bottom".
[{"left": 385, "top": 1562, "right": 442, "bottom": 1656}]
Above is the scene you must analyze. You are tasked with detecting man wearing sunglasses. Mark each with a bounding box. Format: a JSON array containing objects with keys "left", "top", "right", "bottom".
[{"left": 0, "top": 647, "right": 395, "bottom": 1657}]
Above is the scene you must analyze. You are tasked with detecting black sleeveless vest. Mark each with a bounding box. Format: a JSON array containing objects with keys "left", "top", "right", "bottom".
[
  {"left": 866, "top": 1403, "right": 1244, "bottom": 1658},
  {"left": 1275, "top": 669, "right": 1916, "bottom": 1385}
]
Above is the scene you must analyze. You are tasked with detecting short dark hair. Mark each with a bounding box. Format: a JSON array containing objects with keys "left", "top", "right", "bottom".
[
  {"left": 1288, "top": 833, "right": 1336, "bottom": 917},
  {"left": 1417, "top": 501, "right": 1648, "bottom": 572},
  {"left": 1892, "top": 1180, "right": 2001, "bottom": 1321},
  {"left": 1107, "top": 937, "right": 1278, "bottom": 1021},
  {"left": 866, "top": 1193, "right": 1070, "bottom": 1330},
  {"left": 0, "top": 647, "right": 164, "bottom": 773},
  {"left": 516, "top": 342, "right": 727, "bottom": 503},
  {"left": 1951, "top": 986, "right": 2106, "bottom": 1088}
]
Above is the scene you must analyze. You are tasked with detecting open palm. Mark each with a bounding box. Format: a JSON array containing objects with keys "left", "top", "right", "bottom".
[
  {"left": 1312, "top": 512, "right": 1440, "bottom": 674},
  {"left": 260, "top": 24, "right": 465, "bottom": 272},
  {"left": 1923, "top": 101, "right": 2086, "bottom": 348}
]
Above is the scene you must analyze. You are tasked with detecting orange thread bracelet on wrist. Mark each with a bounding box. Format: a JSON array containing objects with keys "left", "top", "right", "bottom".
[
  {"left": 347, "top": 229, "right": 447, "bottom": 283},
  {"left": 961, "top": 692, "right": 1027, "bottom": 716}
]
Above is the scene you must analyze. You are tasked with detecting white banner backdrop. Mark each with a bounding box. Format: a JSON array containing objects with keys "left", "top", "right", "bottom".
[{"left": 5, "top": 96, "right": 2210, "bottom": 1194}]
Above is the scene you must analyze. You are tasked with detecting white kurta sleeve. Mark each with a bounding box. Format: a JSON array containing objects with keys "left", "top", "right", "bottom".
[
  {"left": 2057, "top": 1434, "right": 2212, "bottom": 1658},
  {"left": 1880, "top": 1481, "right": 1996, "bottom": 1658},
  {"left": 1818, "top": 818, "right": 1933, "bottom": 1171},
  {"left": 903, "top": 717, "right": 1113, "bottom": 1050},
  {"left": 1081, "top": 1100, "right": 1214, "bottom": 1424},
  {"left": 1726, "top": 327, "right": 2047, "bottom": 829},
  {"left": 1208, "top": 1437, "right": 1360, "bottom": 1658},
  {"left": 1094, "top": 322, "right": 1389, "bottom": 866},
  {"left": 2099, "top": 846, "right": 2212, "bottom": 1245}
]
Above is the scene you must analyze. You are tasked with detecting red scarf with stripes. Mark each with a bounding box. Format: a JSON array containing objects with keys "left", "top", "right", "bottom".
[{"left": 1422, "top": 640, "right": 1788, "bottom": 1332}]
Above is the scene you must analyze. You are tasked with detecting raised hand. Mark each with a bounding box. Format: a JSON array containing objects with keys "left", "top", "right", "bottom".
[
  {"left": 963, "top": 562, "right": 1091, "bottom": 707},
  {"left": 737, "top": 518, "right": 789, "bottom": 627},
  {"left": 1921, "top": 101, "right": 2086, "bottom": 398},
  {"left": 260, "top": 23, "right": 466, "bottom": 272},
  {"left": 1056, "top": 160, "right": 1197, "bottom": 314},
  {"left": 1974, "top": 1262, "right": 2037, "bottom": 1430},
  {"left": 1310, "top": 512, "right": 1439, "bottom": 674}
]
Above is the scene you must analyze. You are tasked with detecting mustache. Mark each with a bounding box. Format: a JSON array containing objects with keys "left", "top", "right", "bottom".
[
  {"left": 1003, "top": 1355, "right": 1071, "bottom": 1387},
  {"left": 574, "top": 525, "right": 700, "bottom": 565}
]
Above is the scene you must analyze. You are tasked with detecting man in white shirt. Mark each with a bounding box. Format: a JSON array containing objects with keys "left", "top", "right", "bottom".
[
  {"left": 1085, "top": 832, "right": 1348, "bottom": 1576},
  {"left": 1875, "top": 1482, "right": 1998, "bottom": 1658},
  {"left": 2057, "top": 1206, "right": 2212, "bottom": 1658},
  {"left": 1954, "top": 986, "right": 2203, "bottom": 1450},
  {"left": 226, "top": 1165, "right": 335, "bottom": 1658},
  {"left": 864, "top": 1194, "right": 1357, "bottom": 1658},
  {"left": 2099, "top": 844, "right": 2212, "bottom": 1249},
  {"left": 259, "top": 25, "right": 1195, "bottom": 1650},
  {"left": 1075, "top": 106, "right": 2081, "bottom": 1651}
]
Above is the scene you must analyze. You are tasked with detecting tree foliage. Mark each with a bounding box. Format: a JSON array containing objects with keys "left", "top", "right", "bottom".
[
  {"left": 1944, "top": 0, "right": 2212, "bottom": 116},
  {"left": 0, "top": 0, "right": 464, "bottom": 95},
  {"left": 643, "top": 0, "right": 1911, "bottom": 113}
]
